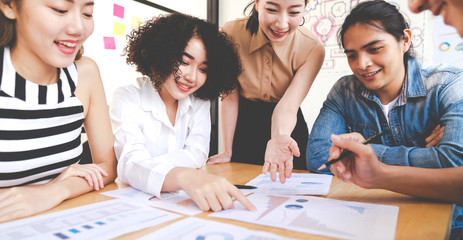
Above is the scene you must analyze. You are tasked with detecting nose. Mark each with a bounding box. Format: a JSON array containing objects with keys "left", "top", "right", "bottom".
[
  {"left": 183, "top": 66, "right": 197, "bottom": 83},
  {"left": 275, "top": 13, "right": 289, "bottom": 30},
  {"left": 408, "top": 0, "right": 428, "bottom": 13},
  {"left": 66, "top": 12, "right": 85, "bottom": 36},
  {"left": 356, "top": 53, "right": 372, "bottom": 71}
]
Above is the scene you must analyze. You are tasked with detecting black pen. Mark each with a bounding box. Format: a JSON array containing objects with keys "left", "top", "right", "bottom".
[
  {"left": 317, "top": 129, "right": 389, "bottom": 171},
  {"left": 234, "top": 184, "right": 257, "bottom": 189}
]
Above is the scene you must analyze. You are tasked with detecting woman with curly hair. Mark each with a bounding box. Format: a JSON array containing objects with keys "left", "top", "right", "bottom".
[{"left": 110, "top": 13, "right": 255, "bottom": 212}]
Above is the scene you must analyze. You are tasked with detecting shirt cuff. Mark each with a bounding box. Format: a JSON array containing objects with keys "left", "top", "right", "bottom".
[{"left": 146, "top": 161, "right": 176, "bottom": 198}]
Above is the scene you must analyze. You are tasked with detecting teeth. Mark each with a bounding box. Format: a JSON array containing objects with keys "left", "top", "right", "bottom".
[
  {"left": 56, "top": 41, "right": 77, "bottom": 48},
  {"left": 364, "top": 70, "right": 379, "bottom": 77},
  {"left": 271, "top": 28, "right": 286, "bottom": 36},
  {"left": 178, "top": 82, "right": 191, "bottom": 89}
]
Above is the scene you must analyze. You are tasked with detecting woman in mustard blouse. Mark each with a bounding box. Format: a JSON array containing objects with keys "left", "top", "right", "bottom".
[{"left": 208, "top": 0, "right": 325, "bottom": 183}]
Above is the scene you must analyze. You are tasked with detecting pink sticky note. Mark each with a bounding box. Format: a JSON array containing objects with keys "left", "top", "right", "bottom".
[
  {"left": 113, "top": 4, "right": 124, "bottom": 19},
  {"left": 103, "top": 36, "right": 116, "bottom": 50}
]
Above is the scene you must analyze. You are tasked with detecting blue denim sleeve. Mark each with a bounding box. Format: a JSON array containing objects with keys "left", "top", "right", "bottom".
[
  {"left": 307, "top": 80, "right": 349, "bottom": 173},
  {"left": 371, "top": 74, "right": 463, "bottom": 168},
  {"left": 371, "top": 101, "right": 463, "bottom": 168}
]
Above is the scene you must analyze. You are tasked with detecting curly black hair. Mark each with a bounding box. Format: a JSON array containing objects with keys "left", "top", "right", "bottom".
[{"left": 124, "top": 12, "right": 241, "bottom": 100}]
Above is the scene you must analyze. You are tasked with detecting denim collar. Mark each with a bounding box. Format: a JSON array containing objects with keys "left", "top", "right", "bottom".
[{"left": 360, "top": 58, "right": 427, "bottom": 107}]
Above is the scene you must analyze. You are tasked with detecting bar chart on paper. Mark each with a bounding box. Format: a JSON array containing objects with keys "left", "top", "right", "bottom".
[
  {"left": 0, "top": 199, "right": 180, "bottom": 240},
  {"left": 209, "top": 194, "right": 398, "bottom": 240}
]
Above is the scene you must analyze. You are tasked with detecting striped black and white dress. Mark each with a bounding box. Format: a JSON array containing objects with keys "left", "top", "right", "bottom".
[{"left": 0, "top": 47, "right": 84, "bottom": 187}]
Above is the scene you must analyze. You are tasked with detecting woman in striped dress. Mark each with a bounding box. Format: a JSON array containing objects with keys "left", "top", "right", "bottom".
[{"left": 0, "top": 0, "right": 116, "bottom": 222}]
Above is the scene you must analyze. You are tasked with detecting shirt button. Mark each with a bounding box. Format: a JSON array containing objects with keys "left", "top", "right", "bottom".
[
  {"left": 264, "top": 78, "right": 269, "bottom": 83},
  {"left": 263, "top": 94, "right": 268, "bottom": 98},
  {"left": 265, "top": 58, "right": 270, "bottom": 64}
]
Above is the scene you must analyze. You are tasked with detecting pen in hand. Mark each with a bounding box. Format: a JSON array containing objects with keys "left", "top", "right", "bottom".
[
  {"left": 317, "top": 129, "right": 389, "bottom": 171},
  {"left": 234, "top": 184, "right": 257, "bottom": 189}
]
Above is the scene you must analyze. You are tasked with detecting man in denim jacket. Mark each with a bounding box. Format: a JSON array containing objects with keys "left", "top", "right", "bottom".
[
  {"left": 314, "top": 1, "right": 463, "bottom": 239},
  {"left": 307, "top": 1, "right": 463, "bottom": 174},
  {"left": 308, "top": 58, "right": 463, "bottom": 173}
]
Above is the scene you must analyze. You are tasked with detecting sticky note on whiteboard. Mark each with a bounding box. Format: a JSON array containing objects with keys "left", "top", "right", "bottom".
[
  {"left": 113, "top": 4, "right": 124, "bottom": 19},
  {"left": 113, "top": 22, "right": 126, "bottom": 36},
  {"left": 131, "top": 16, "right": 142, "bottom": 29},
  {"left": 103, "top": 37, "right": 116, "bottom": 50}
]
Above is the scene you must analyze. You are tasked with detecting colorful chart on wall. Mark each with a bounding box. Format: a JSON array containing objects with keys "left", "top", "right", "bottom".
[
  {"left": 209, "top": 194, "right": 399, "bottom": 240},
  {"left": 300, "top": 0, "right": 434, "bottom": 130},
  {"left": 304, "top": 0, "right": 431, "bottom": 78},
  {"left": 433, "top": 16, "right": 463, "bottom": 69}
]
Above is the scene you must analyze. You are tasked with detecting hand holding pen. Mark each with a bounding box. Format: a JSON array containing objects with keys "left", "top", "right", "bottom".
[{"left": 318, "top": 129, "right": 389, "bottom": 171}]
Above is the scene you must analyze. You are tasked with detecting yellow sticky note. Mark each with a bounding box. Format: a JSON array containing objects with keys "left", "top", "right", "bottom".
[
  {"left": 113, "top": 22, "right": 126, "bottom": 36},
  {"left": 131, "top": 16, "right": 142, "bottom": 29}
]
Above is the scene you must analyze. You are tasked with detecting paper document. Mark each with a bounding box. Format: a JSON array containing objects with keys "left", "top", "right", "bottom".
[
  {"left": 101, "top": 187, "right": 202, "bottom": 215},
  {"left": 137, "top": 217, "right": 298, "bottom": 240},
  {"left": 209, "top": 194, "right": 398, "bottom": 240},
  {"left": 244, "top": 173, "right": 332, "bottom": 195},
  {"left": 0, "top": 199, "right": 180, "bottom": 240}
]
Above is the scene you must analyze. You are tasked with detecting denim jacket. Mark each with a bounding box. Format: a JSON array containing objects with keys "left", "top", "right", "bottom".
[{"left": 307, "top": 58, "right": 463, "bottom": 173}]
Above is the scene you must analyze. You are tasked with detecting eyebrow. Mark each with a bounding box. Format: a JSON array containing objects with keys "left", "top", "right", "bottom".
[
  {"left": 344, "top": 40, "right": 383, "bottom": 54},
  {"left": 65, "top": 0, "right": 94, "bottom": 6},
  {"left": 265, "top": 1, "right": 304, "bottom": 8},
  {"left": 183, "top": 52, "right": 208, "bottom": 65}
]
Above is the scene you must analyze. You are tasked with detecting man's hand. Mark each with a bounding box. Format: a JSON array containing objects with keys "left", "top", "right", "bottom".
[{"left": 425, "top": 124, "right": 445, "bottom": 148}]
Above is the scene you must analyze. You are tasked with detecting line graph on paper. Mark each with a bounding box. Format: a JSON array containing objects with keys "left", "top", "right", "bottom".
[
  {"left": 245, "top": 173, "right": 332, "bottom": 195},
  {"left": 209, "top": 194, "right": 398, "bottom": 240}
]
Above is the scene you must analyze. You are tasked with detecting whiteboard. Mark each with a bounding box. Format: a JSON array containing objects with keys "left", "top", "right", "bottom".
[{"left": 84, "top": 0, "right": 207, "bottom": 103}]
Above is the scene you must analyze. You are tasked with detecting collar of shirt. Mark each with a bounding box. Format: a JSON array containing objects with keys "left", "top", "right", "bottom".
[
  {"left": 248, "top": 25, "right": 296, "bottom": 63},
  {"left": 138, "top": 77, "right": 193, "bottom": 126}
]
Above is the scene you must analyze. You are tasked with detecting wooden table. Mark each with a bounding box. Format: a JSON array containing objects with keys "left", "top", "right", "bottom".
[{"left": 31, "top": 163, "right": 454, "bottom": 239}]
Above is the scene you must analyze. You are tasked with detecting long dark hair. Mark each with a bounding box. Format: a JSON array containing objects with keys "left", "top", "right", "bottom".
[
  {"left": 244, "top": 0, "right": 309, "bottom": 35},
  {"left": 337, "top": 0, "right": 414, "bottom": 63}
]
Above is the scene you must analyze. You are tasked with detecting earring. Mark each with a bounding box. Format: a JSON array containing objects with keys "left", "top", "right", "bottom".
[
  {"left": 299, "top": 17, "right": 306, "bottom": 26},
  {"left": 4, "top": 11, "right": 14, "bottom": 18}
]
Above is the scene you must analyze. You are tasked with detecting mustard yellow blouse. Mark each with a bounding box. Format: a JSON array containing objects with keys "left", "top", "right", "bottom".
[{"left": 221, "top": 17, "right": 322, "bottom": 103}]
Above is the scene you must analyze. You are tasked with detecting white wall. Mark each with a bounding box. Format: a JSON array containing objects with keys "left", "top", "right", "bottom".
[{"left": 218, "top": 0, "right": 250, "bottom": 25}]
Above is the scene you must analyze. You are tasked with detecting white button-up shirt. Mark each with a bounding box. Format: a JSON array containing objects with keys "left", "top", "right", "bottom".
[{"left": 110, "top": 77, "right": 211, "bottom": 197}]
